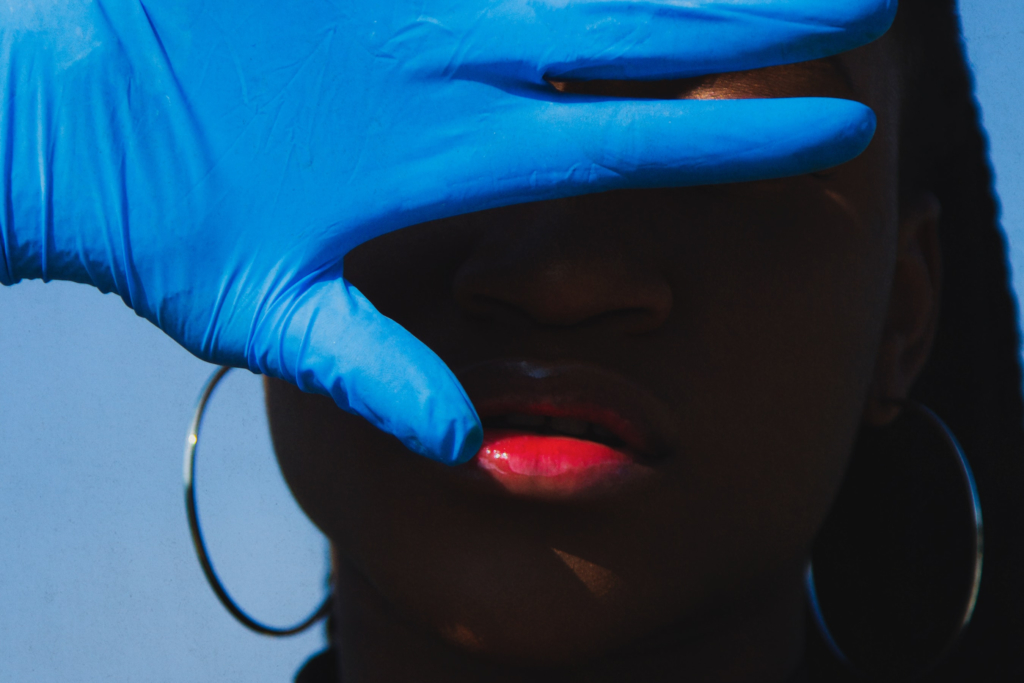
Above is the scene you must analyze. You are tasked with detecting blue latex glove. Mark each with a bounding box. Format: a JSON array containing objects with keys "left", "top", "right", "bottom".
[{"left": 0, "top": 0, "right": 896, "bottom": 465}]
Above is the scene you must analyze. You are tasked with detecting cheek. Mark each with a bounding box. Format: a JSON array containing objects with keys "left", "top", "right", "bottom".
[
  {"left": 647, "top": 168, "right": 897, "bottom": 572},
  {"left": 264, "top": 381, "right": 363, "bottom": 542},
  {"left": 266, "top": 380, "right": 436, "bottom": 562}
]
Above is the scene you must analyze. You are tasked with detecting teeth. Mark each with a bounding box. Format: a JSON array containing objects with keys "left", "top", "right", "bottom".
[
  {"left": 506, "top": 413, "right": 546, "bottom": 428},
  {"left": 549, "top": 417, "right": 590, "bottom": 437}
]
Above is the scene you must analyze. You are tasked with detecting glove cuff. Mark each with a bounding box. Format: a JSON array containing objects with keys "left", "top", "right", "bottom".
[{"left": 0, "top": 233, "right": 13, "bottom": 286}]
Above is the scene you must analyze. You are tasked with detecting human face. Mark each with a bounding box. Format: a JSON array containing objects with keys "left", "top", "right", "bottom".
[{"left": 266, "top": 30, "right": 938, "bottom": 683}]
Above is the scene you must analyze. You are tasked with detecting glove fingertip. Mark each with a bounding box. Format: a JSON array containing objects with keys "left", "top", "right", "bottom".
[
  {"left": 451, "top": 415, "right": 484, "bottom": 466},
  {"left": 395, "top": 384, "right": 482, "bottom": 466}
]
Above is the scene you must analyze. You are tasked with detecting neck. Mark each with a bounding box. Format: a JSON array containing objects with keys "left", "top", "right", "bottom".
[{"left": 329, "top": 552, "right": 808, "bottom": 683}]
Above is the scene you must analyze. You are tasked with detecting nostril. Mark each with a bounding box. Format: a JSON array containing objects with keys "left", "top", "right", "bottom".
[
  {"left": 455, "top": 290, "right": 533, "bottom": 324},
  {"left": 454, "top": 258, "right": 673, "bottom": 333},
  {"left": 451, "top": 197, "right": 673, "bottom": 334}
]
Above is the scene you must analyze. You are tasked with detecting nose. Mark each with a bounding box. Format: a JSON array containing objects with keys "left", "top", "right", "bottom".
[{"left": 453, "top": 193, "right": 673, "bottom": 334}]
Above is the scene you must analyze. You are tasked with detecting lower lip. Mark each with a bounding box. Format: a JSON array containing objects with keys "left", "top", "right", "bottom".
[{"left": 472, "top": 429, "right": 649, "bottom": 500}]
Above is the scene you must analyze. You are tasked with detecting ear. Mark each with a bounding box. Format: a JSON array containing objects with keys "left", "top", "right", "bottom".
[{"left": 862, "top": 191, "right": 943, "bottom": 427}]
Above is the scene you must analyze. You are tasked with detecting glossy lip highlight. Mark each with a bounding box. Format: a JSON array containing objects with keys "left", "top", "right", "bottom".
[
  {"left": 475, "top": 429, "right": 640, "bottom": 500},
  {"left": 445, "top": 359, "right": 678, "bottom": 501}
]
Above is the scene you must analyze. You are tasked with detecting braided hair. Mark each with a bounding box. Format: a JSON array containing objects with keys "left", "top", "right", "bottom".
[
  {"left": 809, "top": 2, "right": 1024, "bottom": 681},
  {"left": 904, "top": 0, "right": 1024, "bottom": 678}
]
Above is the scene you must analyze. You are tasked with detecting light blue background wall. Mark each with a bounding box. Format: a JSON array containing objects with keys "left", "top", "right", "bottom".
[{"left": 1, "top": 2, "right": 1022, "bottom": 680}]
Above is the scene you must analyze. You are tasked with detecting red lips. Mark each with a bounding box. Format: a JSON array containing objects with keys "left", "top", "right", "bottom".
[
  {"left": 474, "top": 429, "right": 642, "bottom": 499},
  {"left": 451, "top": 360, "right": 674, "bottom": 501},
  {"left": 479, "top": 429, "right": 633, "bottom": 478}
]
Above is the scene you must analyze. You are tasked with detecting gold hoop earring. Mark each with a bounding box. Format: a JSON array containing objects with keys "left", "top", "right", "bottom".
[
  {"left": 184, "top": 366, "right": 331, "bottom": 636},
  {"left": 806, "top": 399, "right": 982, "bottom": 680}
]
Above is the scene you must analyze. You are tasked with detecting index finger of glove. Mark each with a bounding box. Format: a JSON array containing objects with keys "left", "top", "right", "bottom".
[
  {"left": 364, "top": 95, "right": 876, "bottom": 236},
  {"left": 246, "top": 277, "right": 483, "bottom": 466},
  {"left": 442, "top": 0, "right": 896, "bottom": 83}
]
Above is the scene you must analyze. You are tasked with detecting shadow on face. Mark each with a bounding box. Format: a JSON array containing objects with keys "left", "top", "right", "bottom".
[{"left": 265, "top": 33, "right": 940, "bottom": 682}]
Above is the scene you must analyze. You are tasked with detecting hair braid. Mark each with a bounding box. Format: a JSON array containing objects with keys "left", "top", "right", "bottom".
[
  {"left": 903, "top": 1, "right": 1024, "bottom": 679},
  {"left": 810, "top": 2, "right": 1024, "bottom": 680}
]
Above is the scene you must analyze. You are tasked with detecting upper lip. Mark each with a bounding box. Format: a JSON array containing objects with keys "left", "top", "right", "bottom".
[{"left": 456, "top": 359, "right": 677, "bottom": 460}]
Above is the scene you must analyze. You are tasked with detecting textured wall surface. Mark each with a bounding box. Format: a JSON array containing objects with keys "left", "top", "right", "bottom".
[{"left": 1, "top": 2, "right": 1021, "bottom": 680}]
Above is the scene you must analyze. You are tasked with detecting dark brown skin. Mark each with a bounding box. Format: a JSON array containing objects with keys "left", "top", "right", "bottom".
[{"left": 266, "top": 29, "right": 942, "bottom": 683}]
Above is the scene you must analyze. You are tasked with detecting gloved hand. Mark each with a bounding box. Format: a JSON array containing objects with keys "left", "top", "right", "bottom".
[{"left": 0, "top": 0, "right": 896, "bottom": 465}]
